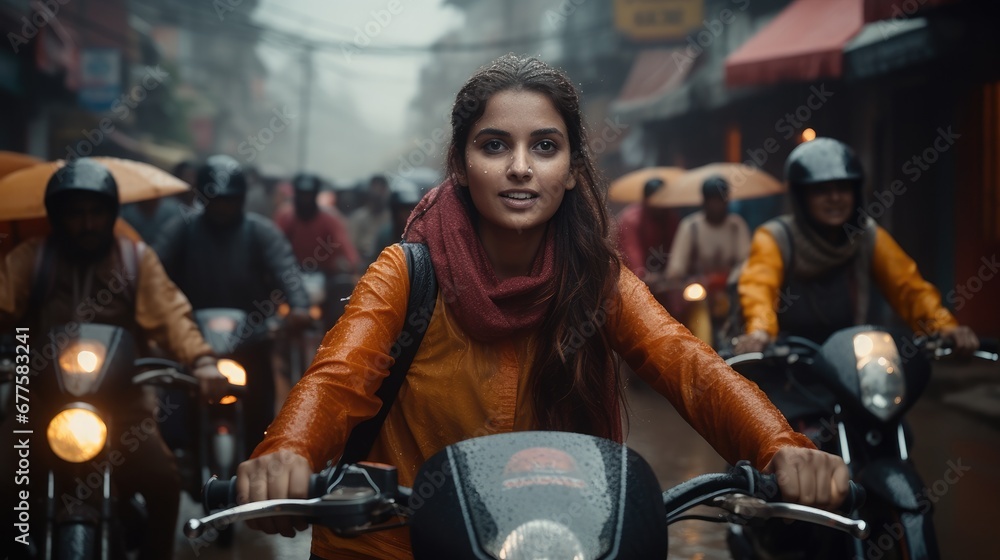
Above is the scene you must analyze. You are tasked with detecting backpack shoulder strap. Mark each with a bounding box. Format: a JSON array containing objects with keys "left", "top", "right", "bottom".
[
  {"left": 761, "top": 217, "right": 794, "bottom": 271},
  {"left": 117, "top": 236, "right": 145, "bottom": 305},
  {"left": 337, "top": 242, "right": 437, "bottom": 468}
]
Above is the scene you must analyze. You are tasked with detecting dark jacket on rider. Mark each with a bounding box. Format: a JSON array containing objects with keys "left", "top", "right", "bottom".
[{"left": 153, "top": 211, "right": 310, "bottom": 315}]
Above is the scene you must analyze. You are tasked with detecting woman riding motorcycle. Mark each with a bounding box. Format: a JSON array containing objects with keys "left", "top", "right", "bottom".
[{"left": 733, "top": 137, "right": 978, "bottom": 355}]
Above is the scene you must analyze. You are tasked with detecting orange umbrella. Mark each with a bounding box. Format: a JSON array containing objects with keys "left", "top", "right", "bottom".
[
  {"left": 0, "top": 152, "right": 44, "bottom": 258},
  {"left": 0, "top": 151, "right": 42, "bottom": 177},
  {"left": 0, "top": 157, "right": 189, "bottom": 220},
  {"left": 648, "top": 163, "right": 784, "bottom": 208},
  {"left": 608, "top": 167, "right": 686, "bottom": 203}
]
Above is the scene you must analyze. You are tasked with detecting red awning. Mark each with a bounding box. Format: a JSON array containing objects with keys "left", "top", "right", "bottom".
[
  {"left": 724, "top": 0, "right": 864, "bottom": 87},
  {"left": 614, "top": 48, "right": 693, "bottom": 107},
  {"left": 863, "top": 0, "right": 960, "bottom": 22}
]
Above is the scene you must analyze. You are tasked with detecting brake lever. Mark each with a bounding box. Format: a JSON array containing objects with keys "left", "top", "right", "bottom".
[
  {"left": 714, "top": 494, "right": 869, "bottom": 539},
  {"left": 185, "top": 485, "right": 379, "bottom": 539},
  {"left": 185, "top": 496, "right": 327, "bottom": 538},
  {"left": 933, "top": 348, "right": 999, "bottom": 361}
]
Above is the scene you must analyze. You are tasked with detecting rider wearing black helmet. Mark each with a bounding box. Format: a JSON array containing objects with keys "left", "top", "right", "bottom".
[
  {"left": 1, "top": 158, "right": 227, "bottom": 560},
  {"left": 154, "top": 155, "right": 311, "bottom": 451},
  {"left": 734, "top": 138, "right": 978, "bottom": 354}
]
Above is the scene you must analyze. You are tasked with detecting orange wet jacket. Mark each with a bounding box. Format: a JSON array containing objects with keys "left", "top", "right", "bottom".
[
  {"left": 739, "top": 225, "right": 958, "bottom": 337},
  {"left": 253, "top": 244, "right": 815, "bottom": 559}
]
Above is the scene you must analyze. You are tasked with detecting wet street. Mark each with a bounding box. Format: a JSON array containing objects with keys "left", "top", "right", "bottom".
[{"left": 172, "top": 361, "right": 1000, "bottom": 559}]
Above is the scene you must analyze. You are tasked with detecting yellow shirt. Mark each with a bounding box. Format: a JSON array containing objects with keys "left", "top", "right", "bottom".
[{"left": 739, "top": 225, "right": 958, "bottom": 337}]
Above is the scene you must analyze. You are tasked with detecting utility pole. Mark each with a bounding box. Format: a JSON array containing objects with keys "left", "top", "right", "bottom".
[{"left": 297, "top": 43, "right": 315, "bottom": 170}]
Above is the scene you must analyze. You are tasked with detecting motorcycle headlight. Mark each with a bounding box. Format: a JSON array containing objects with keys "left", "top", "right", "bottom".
[
  {"left": 853, "top": 332, "right": 906, "bottom": 420},
  {"left": 47, "top": 405, "right": 107, "bottom": 463},
  {"left": 206, "top": 316, "right": 238, "bottom": 333},
  {"left": 683, "top": 282, "right": 707, "bottom": 302},
  {"left": 498, "top": 519, "right": 585, "bottom": 560},
  {"left": 58, "top": 342, "right": 107, "bottom": 396},
  {"left": 217, "top": 359, "right": 246, "bottom": 405}
]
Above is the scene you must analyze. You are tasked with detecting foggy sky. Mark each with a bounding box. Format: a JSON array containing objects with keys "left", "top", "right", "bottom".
[{"left": 254, "top": 1, "right": 463, "bottom": 182}]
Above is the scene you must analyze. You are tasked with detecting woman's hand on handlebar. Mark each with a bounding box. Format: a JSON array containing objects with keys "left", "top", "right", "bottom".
[
  {"left": 763, "top": 447, "right": 850, "bottom": 511},
  {"left": 732, "top": 329, "right": 772, "bottom": 354},
  {"left": 939, "top": 325, "right": 979, "bottom": 358},
  {"left": 236, "top": 449, "right": 313, "bottom": 537}
]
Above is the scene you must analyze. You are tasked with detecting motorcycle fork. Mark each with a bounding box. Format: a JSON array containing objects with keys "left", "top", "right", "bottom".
[
  {"left": 44, "top": 460, "right": 112, "bottom": 560},
  {"left": 840, "top": 419, "right": 938, "bottom": 560},
  {"left": 201, "top": 399, "right": 245, "bottom": 479}
]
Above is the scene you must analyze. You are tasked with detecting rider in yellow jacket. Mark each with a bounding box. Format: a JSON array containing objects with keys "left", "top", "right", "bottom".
[{"left": 735, "top": 138, "right": 977, "bottom": 353}]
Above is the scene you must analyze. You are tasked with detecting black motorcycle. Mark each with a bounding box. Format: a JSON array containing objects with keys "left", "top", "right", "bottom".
[
  {"left": 184, "top": 431, "right": 868, "bottom": 558},
  {"left": 7, "top": 324, "right": 201, "bottom": 559},
  {"left": 162, "top": 308, "right": 251, "bottom": 547},
  {"left": 723, "top": 325, "right": 998, "bottom": 560}
]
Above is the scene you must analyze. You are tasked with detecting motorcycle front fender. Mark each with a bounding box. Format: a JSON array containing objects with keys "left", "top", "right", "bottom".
[
  {"left": 858, "top": 458, "right": 940, "bottom": 560},
  {"left": 857, "top": 458, "right": 928, "bottom": 513},
  {"left": 55, "top": 520, "right": 98, "bottom": 560}
]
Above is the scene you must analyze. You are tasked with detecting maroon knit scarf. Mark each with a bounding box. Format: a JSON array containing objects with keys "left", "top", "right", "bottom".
[{"left": 404, "top": 180, "right": 555, "bottom": 342}]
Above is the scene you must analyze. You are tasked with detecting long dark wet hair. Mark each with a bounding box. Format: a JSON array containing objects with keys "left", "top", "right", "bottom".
[{"left": 444, "top": 54, "right": 624, "bottom": 439}]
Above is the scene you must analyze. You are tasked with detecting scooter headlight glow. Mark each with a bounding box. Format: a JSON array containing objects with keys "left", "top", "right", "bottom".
[
  {"left": 47, "top": 404, "right": 107, "bottom": 463},
  {"left": 683, "top": 282, "right": 707, "bottom": 302},
  {"left": 853, "top": 332, "right": 906, "bottom": 421},
  {"left": 58, "top": 342, "right": 107, "bottom": 396},
  {"left": 217, "top": 359, "right": 246, "bottom": 405}
]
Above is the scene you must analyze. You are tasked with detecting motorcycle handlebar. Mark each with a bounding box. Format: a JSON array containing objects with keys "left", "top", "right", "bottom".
[
  {"left": 726, "top": 334, "right": 999, "bottom": 368},
  {"left": 664, "top": 464, "right": 867, "bottom": 539},
  {"left": 202, "top": 473, "right": 330, "bottom": 513},
  {"left": 190, "top": 462, "right": 865, "bottom": 540},
  {"left": 131, "top": 368, "right": 247, "bottom": 397},
  {"left": 662, "top": 463, "right": 865, "bottom": 518}
]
